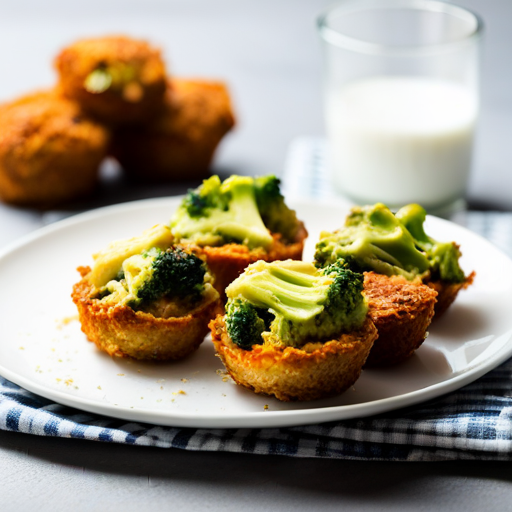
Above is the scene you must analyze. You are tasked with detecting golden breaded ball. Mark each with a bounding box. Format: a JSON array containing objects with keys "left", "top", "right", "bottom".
[
  {"left": 0, "top": 90, "right": 110, "bottom": 207},
  {"left": 110, "top": 78, "right": 236, "bottom": 181},
  {"left": 210, "top": 315, "right": 378, "bottom": 402},
  {"left": 55, "top": 35, "right": 167, "bottom": 125}
]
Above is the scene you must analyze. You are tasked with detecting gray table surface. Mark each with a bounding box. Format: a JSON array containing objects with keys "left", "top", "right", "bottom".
[{"left": 1, "top": 1, "right": 512, "bottom": 510}]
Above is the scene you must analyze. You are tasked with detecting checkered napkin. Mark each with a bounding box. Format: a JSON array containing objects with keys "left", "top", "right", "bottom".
[{"left": 2, "top": 137, "right": 512, "bottom": 461}]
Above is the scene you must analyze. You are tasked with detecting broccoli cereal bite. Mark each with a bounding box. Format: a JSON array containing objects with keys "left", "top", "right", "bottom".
[
  {"left": 170, "top": 174, "right": 307, "bottom": 300},
  {"left": 315, "top": 203, "right": 474, "bottom": 317},
  {"left": 55, "top": 35, "right": 167, "bottom": 125},
  {"left": 111, "top": 78, "right": 236, "bottom": 181},
  {"left": 209, "top": 260, "right": 377, "bottom": 401},
  {"left": 0, "top": 90, "right": 110, "bottom": 207},
  {"left": 72, "top": 224, "right": 221, "bottom": 361}
]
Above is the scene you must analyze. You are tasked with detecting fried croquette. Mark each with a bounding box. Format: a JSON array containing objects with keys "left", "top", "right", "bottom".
[
  {"left": 209, "top": 315, "right": 378, "bottom": 402},
  {"left": 55, "top": 35, "right": 167, "bottom": 125},
  {"left": 72, "top": 266, "right": 221, "bottom": 361},
  {"left": 0, "top": 90, "right": 110, "bottom": 207},
  {"left": 110, "top": 78, "right": 236, "bottom": 181},
  {"left": 203, "top": 225, "right": 308, "bottom": 301},
  {"left": 363, "top": 272, "right": 438, "bottom": 367}
]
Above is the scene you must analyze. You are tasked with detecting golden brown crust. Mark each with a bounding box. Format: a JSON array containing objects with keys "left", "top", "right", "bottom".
[
  {"left": 426, "top": 271, "right": 475, "bottom": 318},
  {"left": 203, "top": 223, "right": 308, "bottom": 301},
  {"left": 72, "top": 266, "right": 222, "bottom": 361},
  {"left": 55, "top": 35, "right": 167, "bottom": 125},
  {"left": 110, "top": 78, "right": 236, "bottom": 181},
  {"left": 0, "top": 90, "right": 110, "bottom": 207},
  {"left": 363, "top": 272, "right": 437, "bottom": 367},
  {"left": 210, "top": 315, "right": 378, "bottom": 401}
]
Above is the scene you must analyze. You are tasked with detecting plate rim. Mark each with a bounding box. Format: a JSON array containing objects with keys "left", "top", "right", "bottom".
[
  {"left": 0, "top": 196, "right": 511, "bottom": 429},
  {"left": 1, "top": 340, "right": 511, "bottom": 429}
]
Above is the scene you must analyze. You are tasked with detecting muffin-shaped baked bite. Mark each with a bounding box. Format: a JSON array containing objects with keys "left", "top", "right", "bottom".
[
  {"left": 72, "top": 224, "right": 221, "bottom": 360},
  {"left": 315, "top": 202, "right": 473, "bottom": 318},
  {"left": 171, "top": 175, "right": 307, "bottom": 300},
  {"left": 55, "top": 35, "right": 167, "bottom": 125},
  {"left": 111, "top": 78, "right": 235, "bottom": 181},
  {"left": 363, "top": 272, "right": 438, "bottom": 367},
  {"left": 210, "top": 260, "right": 377, "bottom": 401},
  {"left": 424, "top": 268, "right": 475, "bottom": 317},
  {"left": 0, "top": 90, "right": 109, "bottom": 207}
]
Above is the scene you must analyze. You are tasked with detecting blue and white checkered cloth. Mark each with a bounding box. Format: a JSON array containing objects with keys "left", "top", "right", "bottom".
[{"left": 2, "top": 137, "right": 512, "bottom": 461}]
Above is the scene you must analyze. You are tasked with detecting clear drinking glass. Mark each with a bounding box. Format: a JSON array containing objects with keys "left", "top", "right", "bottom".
[{"left": 317, "top": 0, "right": 483, "bottom": 216}]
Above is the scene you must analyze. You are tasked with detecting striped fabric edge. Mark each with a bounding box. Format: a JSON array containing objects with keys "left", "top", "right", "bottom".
[{"left": 2, "top": 357, "right": 512, "bottom": 460}]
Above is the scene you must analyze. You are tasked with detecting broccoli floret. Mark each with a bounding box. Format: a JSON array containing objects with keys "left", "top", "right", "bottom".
[
  {"left": 135, "top": 247, "right": 207, "bottom": 304},
  {"left": 224, "top": 260, "right": 367, "bottom": 349},
  {"left": 315, "top": 203, "right": 430, "bottom": 280},
  {"left": 89, "top": 224, "right": 174, "bottom": 289},
  {"left": 181, "top": 175, "right": 229, "bottom": 218},
  {"left": 395, "top": 204, "right": 465, "bottom": 283},
  {"left": 182, "top": 190, "right": 208, "bottom": 218},
  {"left": 254, "top": 175, "right": 300, "bottom": 242},
  {"left": 97, "top": 246, "right": 209, "bottom": 308},
  {"left": 170, "top": 174, "right": 300, "bottom": 249},
  {"left": 315, "top": 203, "right": 465, "bottom": 283},
  {"left": 225, "top": 299, "right": 274, "bottom": 350}
]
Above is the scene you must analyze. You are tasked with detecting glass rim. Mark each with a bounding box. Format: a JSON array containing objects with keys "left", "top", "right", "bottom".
[{"left": 317, "top": 0, "right": 484, "bottom": 56}]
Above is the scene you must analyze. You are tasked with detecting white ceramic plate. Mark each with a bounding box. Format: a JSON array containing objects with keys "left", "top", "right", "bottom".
[{"left": 0, "top": 197, "right": 511, "bottom": 429}]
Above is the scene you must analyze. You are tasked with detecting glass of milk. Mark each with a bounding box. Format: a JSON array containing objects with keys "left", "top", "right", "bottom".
[{"left": 317, "top": 0, "right": 483, "bottom": 216}]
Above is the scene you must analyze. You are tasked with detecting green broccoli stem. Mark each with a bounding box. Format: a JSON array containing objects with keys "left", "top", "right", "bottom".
[
  {"left": 316, "top": 202, "right": 467, "bottom": 284},
  {"left": 395, "top": 204, "right": 430, "bottom": 244},
  {"left": 226, "top": 260, "right": 368, "bottom": 347},
  {"left": 362, "top": 205, "right": 431, "bottom": 272},
  {"left": 216, "top": 178, "right": 273, "bottom": 249},
  {"left": 316, "top": 204, "right": 430, "bottom": 279},
  {"left": 171, "top": 175, "right": 277, "bottom": 250},
  {"left": 228, "top": 265, "right": 328, "bottom": 322}
]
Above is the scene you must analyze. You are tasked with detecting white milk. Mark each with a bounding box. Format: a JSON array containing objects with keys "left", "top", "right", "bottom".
[{"left": 326, "top": 77, "right": 477, "bottom": 209}]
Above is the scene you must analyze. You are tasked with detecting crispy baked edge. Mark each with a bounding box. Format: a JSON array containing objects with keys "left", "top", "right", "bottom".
[
  {"left": 209, "top": 315, "right": 377, "bottom": 401},
  {"left": 363, "top": 272, "right": 437, "bottom": 367},
  {"left": 203, "top": 222, "right": 308, "bottom": 301},
  {"left": 72, "top": 266, "right": 222, "bottom": 361}
]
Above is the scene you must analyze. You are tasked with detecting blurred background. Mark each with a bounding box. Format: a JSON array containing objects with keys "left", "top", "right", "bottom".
[{"left": 0, "top": 0, "right": 510, "bottom": 211}]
